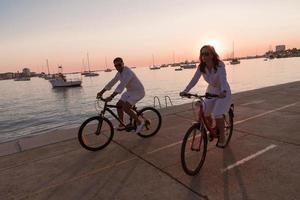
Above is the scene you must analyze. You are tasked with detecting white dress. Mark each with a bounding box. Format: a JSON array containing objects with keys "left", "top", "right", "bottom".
[
  {"left": 183, "top": 61, "right": 232, "bottom": 118},
  {"left": 104, "top": 66, "right": 145, "bottom": 105}
]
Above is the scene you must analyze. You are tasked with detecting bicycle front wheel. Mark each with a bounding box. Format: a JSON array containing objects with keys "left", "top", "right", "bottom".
[
  {"left": 78, "top": 116, "right": 114, "bottom": 151},
  {"left": 136, "top": 107, "right": 162, "bottom": 138},
  {"left": 181, "top": 122, "right": 207, "bottom": 176}
]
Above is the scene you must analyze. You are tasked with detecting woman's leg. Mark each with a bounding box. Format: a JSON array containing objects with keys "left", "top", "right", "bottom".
[
  {"left": 213, "top": 95, "right": 232, "bottom": 145},
  {"left": 216, "top": 117, "right": 225, "bottom": 144}
]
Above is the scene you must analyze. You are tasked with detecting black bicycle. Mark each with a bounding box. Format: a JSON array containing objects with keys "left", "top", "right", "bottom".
[
  {"left": 78, "top": 98, "right": 162, "bottom": 151},
  {"left": 180, "top": 93, "right": 234, "bottom": 175}
]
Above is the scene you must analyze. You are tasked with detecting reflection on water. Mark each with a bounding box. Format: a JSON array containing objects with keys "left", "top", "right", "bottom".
[{"left": 0, "top": 57, "right": 300, "bottom": 142}]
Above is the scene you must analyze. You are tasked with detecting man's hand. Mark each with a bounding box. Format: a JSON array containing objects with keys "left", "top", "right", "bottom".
[
  {"left": 97, "top": 89, "right": 106, "bottom": 99},
  {"left": 96, "top": 92, "right": 103, "bottom": 99},
  {"left": 179, "top": 91, "right": 187, "bottom": 97},
  {"left": 103, "top": 96, "right": 113, "bottom": 102}
]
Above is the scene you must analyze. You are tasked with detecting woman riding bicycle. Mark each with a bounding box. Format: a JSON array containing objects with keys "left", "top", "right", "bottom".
[{"left": 180, "top": 45, "right": 232, "bottom": 147}]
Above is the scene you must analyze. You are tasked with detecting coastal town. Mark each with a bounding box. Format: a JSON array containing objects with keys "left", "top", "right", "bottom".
[{"left": 1, "top": 45, "right": 300, "bottom": 81}]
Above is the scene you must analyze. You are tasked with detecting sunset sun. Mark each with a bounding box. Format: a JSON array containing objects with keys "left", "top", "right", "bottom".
[{"left": 202, "top": 39, "right": 224, "bottom": 55}]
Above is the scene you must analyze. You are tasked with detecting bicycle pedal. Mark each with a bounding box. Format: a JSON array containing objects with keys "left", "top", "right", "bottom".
[
  {"left": 145, "top": 120, "right": 151, "bottom": 130},
  {"left": 191, "top": 147, "right": 201, "bottom": 151}
]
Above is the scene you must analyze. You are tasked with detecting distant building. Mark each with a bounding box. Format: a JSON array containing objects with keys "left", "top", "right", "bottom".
[
  {"left": 276, "top": 45, "right": 286, "bottom": 52},
  {"left": 0, "top": 72, "right": 14, "bottom": 80},
  {"left": 22, "top": 68, "right": 31, "bottom": 76}
]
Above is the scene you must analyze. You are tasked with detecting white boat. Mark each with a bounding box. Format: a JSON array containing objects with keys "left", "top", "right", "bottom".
[
  {"left": 180, "top": 63, "right": 196, "bottom": 69},
  {"left": 104, "top": 68, "right": 112, "bottom": 72},
  {"left": 84, "top": 72, "right": 99, "bottom": 77},
  {"left": 160, "top": 64, "right": 168, "bottom": 68},
  {"left": 49, "top": 66, "right": 82, "bottom": 88},
  {"left": 104, "top": 57, "right": 112, "bottom": 72},
  {"left": 49, "top": 74, "right": 81, "bottom": 88},
  {"left": 230, "top": 58, "right": 240, "bottom": 65},
  {"left": 149, "top": 54, "right": 160, "bottom": 70},
  {"left": 230, "top": 41, "right": 241, "bottom": 65},
  {"left": 81, "top": 71, "right": 90, "bottom": 75},
  {"left": 175, "top": 68, "right": 183, "bottom": 71},
  {"left": 149, "top": 65, "right": 160, "bottom": 70}
]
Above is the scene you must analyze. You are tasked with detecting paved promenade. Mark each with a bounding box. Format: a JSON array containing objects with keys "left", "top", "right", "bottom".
[{"left": 0, "top": 81, "right": 299, "bottom": 200}]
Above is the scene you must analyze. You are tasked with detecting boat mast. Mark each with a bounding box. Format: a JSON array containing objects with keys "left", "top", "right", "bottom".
[
  {"left": 152, "top": 54, "right": 155, "bottom": 66},
  {"left": 232, "top": 41, "right": 235, "bottom": 59},
  {"left": 82, "top": 58, "right": 85, "bottom": 72},
  {"left": 105, "top": 56, "right": 108, "bottom": 68},
  {"left": 172, "top": 51, "right": 175, "bottom": 64},
  {"left": 46, "top": 59, "right": 50, "bottom": 75},
  {"left": 87, "top": 53, "right": 90, "bottom": 72}
]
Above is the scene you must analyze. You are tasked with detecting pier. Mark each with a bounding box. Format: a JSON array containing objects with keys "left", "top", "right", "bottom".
[{"left": 0, "top": 81, "right": 299, "bottom": 200}]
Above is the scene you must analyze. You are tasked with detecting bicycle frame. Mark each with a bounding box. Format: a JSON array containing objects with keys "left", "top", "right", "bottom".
[
  {"left": 98, "top": 100, "right": 137, "bottom": 131},
  {"left": 188, "top": 95, "right": 219, "bottom": 151},
  {"left": 196, "top": 100, "right": 215, "bottom": 134}
]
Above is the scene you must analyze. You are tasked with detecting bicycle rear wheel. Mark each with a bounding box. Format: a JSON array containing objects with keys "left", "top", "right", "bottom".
[
  {"left": 181, "top": 122, "right": 207, "bottom": 176},
  {"left": 136, "top": 107, "right": 162, "bottom": 138},
  {"left": 217, "top": 104, "right": 234, "bottom": 148},
  {"left": 78, "top": 116, "right": 114, "bottom": 151}
]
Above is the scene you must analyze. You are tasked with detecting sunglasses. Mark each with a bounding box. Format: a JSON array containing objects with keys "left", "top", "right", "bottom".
[
  {"left": 201, "top": 52, "right": 210, "bottom": 56},
  {"left": 114, "top": 63, "right": 122, "bottom": 67}
]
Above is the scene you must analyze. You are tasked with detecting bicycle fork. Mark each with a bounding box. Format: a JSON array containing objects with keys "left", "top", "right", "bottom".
[
  {"left": 190, "top": 123, "right": 204, "bottom": 151},
  {"left": 95, "top": 117, "right": 104, "bottom": 135}
]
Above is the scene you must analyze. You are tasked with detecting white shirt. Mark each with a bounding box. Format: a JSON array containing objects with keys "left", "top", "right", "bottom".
[
  {"left": 104, "top": 66, "right": 145, "bottom": 94},
  {"left": 184, "top": 61, "right": 231, "bottom": 95}
]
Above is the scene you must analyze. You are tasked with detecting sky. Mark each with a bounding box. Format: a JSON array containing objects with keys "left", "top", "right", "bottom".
[{"left": 0, "top": 0, "right": 299, "bottom": 73}]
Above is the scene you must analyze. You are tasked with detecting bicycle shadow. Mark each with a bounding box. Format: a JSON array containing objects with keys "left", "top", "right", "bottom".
[
  {"left": 40, "top": 150, "right": 102, "bottom": 199},
  {"left": 92, "top": 157, "right": 140, "bottom": 199},
  {"left": 42, "top": 147, "right": 140, "bottom": 199},
  {"left": 186, "top": 173, "right": 210, "bottom": 200},
  {"left": 222, "top": 146, "right": 249, "bottom": 200}
]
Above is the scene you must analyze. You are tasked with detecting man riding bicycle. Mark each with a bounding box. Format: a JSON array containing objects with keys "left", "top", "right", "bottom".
[{"left": 97, "top": 57, "right": 146, "bottom": 133}]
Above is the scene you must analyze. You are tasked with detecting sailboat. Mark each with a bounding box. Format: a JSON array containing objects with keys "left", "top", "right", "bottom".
[
  {"left": 171, "top": 51, "right": 179, "bottom": 67},
  {"left": 104, "top": 57, "right": 112, "bottom": 72},
  {"left": 149, "top": 54, "right": 160, "bottom": 70},
  {"left": 44, "top": 59, "right": 53, "bottom": 80},
  {"left": 84, "top": 53, "right": 99, "bottom": 77},
  {"left": 81, "top": 59, "right": 90, "bottom": 75},
  {"left": 230, "top": 41, "right": 241, "bottom": 65}
]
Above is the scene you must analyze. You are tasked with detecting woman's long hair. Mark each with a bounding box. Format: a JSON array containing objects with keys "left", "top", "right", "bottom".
[{"left": 199, "top": 45, "right": 221, "bottom": 73}]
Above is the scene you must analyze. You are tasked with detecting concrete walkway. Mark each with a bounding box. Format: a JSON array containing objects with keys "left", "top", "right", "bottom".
[{"left": 0, "top": 81, "right": 299, "bottom": 200}]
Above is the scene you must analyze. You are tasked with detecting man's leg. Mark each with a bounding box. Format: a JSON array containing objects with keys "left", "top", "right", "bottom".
[
  {"left": 122, "top": 102, "right": 142, "bottom": 125},
  {"left": 116, "top": 100, "right": 125, "bottom": 126}
]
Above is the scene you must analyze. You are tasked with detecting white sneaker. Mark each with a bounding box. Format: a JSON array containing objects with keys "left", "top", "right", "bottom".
[{"left": 135, "top": 121, "right": 145, "bottom": 133}]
